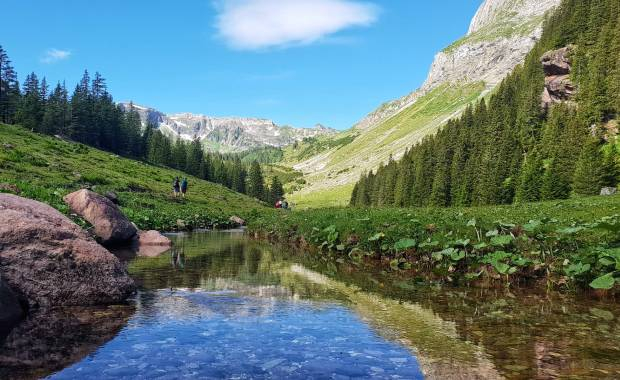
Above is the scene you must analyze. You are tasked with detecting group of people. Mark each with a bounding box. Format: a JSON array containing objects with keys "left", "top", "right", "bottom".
[
  {"left": 173, "top": 176, "right": 290, "bottom": 210},
  {"left": 275, "top": 198, "right": 289, "bottom": 209},
  {"left": 172, "top": 177, "right": 188, "bottom": 198}
]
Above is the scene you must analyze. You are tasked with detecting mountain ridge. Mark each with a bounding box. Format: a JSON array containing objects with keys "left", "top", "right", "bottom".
[{"left": 118, "top": 102, "right": 337, "bottom": 153}]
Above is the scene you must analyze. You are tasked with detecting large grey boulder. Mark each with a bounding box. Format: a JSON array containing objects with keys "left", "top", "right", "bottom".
[
  {"left": 64, "top": 189, "right": 137, "bottom": 245},
  {"left": 0, "top": 194, "right": 135, "bottom": 308}
]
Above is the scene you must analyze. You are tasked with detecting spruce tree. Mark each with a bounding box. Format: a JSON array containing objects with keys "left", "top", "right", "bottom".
[
  {"left": 572, "top": 137, "right": 606, "bottom": 195},
  {"left": 247, "top": 161, "right": 265, "bottom": 201}
]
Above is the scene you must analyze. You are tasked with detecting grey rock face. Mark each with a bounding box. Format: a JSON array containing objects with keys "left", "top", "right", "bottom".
[
  {"left": 354, "top": 0, "right": 561, "bottom": 131},
  {"left": 541, "top": 46, "right": 576, "bottom": 108},
  {"left": 119, "top": 103, "right": 337, "bottom": 153}
]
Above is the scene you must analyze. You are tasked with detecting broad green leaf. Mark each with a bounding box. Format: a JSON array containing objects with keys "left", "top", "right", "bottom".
[
  {"left": 493, "top": 262, "right": 511, "bottom": 274},
  {"left": 490, "top": 235, "right": 514, "bottom": 247},
  {"left": 394, "top": 238, "right": 416, "bottom": 252},
  {"left": 589, "top": 273, "right": 616, "bottom": 290},
  {"left": 450, "top": 250, "right": 465, "bottom": 261},
  {"left": 486, "top": 229, "right": 499, "bottom": 237}
]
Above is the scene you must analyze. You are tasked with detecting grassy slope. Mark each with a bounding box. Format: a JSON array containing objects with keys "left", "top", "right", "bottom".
[
  {"left": 0, "top": 124, "right": 270, "bottom": 231},
  {"left": 249, "top": 195, "right": 620, "bottom": 289},
  {"left": 286, "top": 82, "right": 486, "bottom": 208}
]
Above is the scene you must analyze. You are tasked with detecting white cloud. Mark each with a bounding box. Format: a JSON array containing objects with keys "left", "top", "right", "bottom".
[
  {"left": 41, "top": 48, "right": 71, "bottom": 64},
  {"left": 215, "top": 0, "right": 378, "bottom": 50}
]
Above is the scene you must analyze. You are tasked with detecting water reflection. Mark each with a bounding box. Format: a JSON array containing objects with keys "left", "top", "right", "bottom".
[
  {"left": 2, "top": 231, "right": 619, "bottom": 379},
  {"left": 0, "top": 305, "right": 134, "bottom": 380}
]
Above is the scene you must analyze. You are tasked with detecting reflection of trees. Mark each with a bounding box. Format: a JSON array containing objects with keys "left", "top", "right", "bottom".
[
  {"left": 298, "top": 255, "right": 620, "bottom": 379},
  {"left": 0, "top": 305, "right": 134, "bottom": 380}
]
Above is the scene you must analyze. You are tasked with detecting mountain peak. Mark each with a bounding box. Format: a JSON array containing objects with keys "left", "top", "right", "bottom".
[{"left": 118, "top": 102, "right": 336, "bottom": 153}]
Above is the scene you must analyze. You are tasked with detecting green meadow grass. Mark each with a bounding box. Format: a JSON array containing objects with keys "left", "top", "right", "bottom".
[{"left": 0, "top": 124, "right": 270, "bottom": 231}]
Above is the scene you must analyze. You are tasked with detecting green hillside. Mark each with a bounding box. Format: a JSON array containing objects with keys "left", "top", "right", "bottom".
[
  {"left": 284, "top": 82, "right": 486, "bottom": 208},
  {"left": 0, "top": 124, "right": 270, "bottom": 231}
]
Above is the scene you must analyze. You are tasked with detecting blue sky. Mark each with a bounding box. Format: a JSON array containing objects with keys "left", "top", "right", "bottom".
[{"left": 3, "top": 0, "right": 481, "bottom": 130}]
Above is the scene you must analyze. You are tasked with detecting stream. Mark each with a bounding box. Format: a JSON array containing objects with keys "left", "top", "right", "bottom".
[{"left": 1, "top": 231, "right": 619, "bottom": 379}]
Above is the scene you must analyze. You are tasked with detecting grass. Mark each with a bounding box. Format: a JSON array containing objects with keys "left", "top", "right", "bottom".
[
  {"left": 249, "top": 195, "right": 620, "bottom": 290},
  {"left": 0, "top": 124, "right": 271, "bottom": 231},
  {"left": 285, "top": 83, "right": 486, "bottom": 208}
]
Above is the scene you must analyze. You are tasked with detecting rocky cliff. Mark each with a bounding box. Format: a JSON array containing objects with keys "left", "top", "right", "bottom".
[
  {"left": 354, "top": 0, "right": 561, "bottom": 131},
  {"left": 119, "top": 103, "right": 336, "bottom": 153}
]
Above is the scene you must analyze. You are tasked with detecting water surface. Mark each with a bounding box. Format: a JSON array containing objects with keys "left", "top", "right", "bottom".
[{"left": 1, "top": 231, "right": 619, "bottom": 379}]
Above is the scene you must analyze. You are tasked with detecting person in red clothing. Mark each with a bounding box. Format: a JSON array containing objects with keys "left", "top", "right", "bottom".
[{"left": 275, "top": 199, "right": 282, "bottom": 208}]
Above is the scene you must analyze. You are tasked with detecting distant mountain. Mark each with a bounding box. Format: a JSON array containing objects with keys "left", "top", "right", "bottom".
[{"left": 118, "top": 103, "right": 337, "bottom": 153}]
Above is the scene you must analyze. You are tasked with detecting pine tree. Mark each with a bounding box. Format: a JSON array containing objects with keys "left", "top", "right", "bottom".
[
  {"left": 0, "top": 45, "right": 20, "bottom": 124},
  {"left": 185, "top": 138, "right": 204, "bottom": 177},
  {"left": 247, "top": 161, "right": 266, "bottom": 201},
  {"left": 41, "top": 82, "right": 70, "bottom": 134},
  {"left": 15, "top": 72, "right": 43, "bottom": 131},
  {"left": 269, "top": 176, "right": 285, "bottom": 204},
  {"left": 572, "top": 137, "right": 606, "bottom": 196}
]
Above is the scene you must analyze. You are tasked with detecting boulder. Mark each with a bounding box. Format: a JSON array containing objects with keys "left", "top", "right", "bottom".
[
  {"left": 601, "top": 187, "right": 618, "bottom": 196},
  {"left": 105, "top": 191, "right": 119, "bottom": 204},
  {"left": 0, "top": 194, "right": 135, "bottom": 308},
  {"left": 0, "top": 276, "right": 24, "bottom": 333},
  {"left": 541, "top": 46, "right": 573, "bottom": 76},
  {"left": 229, "top": 215, "right": 246, "bottom": 226},
  {"left": 64, "top": 189, "right": 137, "bottom": 245},
  {"left": 137, "top": 230, "right": 172, "bottom": 246}
]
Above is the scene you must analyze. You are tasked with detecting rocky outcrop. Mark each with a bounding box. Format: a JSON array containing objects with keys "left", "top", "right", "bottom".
[
  {"left": 64, "top": 189, "right": 137, "bottom": 245},
  {"left": 0, "top": 277, "right": 24, "bottom": 333},
  {"left": 0, "top": 194, "right": 135, "bottom": 308},
  {"left": 119, "top": 102, "right": 337, "bottom": 153},
  {"left": 229, "top": 215, "right": 246, "bottom": 226},
  {"left": 541, "top": 46, "right": 576, "bottom": 108},
  {"left": 354, "top": 0, "right": 561, "bottom": 131}
]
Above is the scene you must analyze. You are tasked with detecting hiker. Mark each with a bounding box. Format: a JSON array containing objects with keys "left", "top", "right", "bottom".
[
  {"left": 275, "top": 199, "right": 282, "bottom": 208},
  {"left": 281, "top": 198, "right": 289, "bottom": 210},
  {"left": 181, "top": 178, "right": 188, "bottom": 198},
  {"left": 173, "top": 177, "right": 180, "bottom": 198}
]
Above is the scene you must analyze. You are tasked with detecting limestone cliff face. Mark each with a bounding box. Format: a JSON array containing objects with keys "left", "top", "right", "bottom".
[{"left": 354, "top": 0, "right": 561, "bottom": 131}]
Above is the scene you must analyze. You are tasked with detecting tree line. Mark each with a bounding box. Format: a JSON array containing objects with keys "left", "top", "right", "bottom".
[
  {"left": 351, "top": 0, "right": 620, "bottom": 207},
  {"left": 0, "top": 46, "right": 284, "bottom": 203}
]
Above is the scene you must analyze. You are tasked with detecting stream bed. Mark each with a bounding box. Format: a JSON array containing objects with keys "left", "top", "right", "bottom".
[{"left": 1, "top": 231, "right": 619, "bottom": 379}]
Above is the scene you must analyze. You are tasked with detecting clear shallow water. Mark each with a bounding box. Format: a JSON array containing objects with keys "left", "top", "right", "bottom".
[{"left": 1, "top": 231, "right": 619, "bottom": 379}]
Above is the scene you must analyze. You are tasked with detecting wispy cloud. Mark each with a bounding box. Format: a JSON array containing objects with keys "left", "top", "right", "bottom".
[
  {"left": 41, "top": 48, "right": 71, "bottom": 64},
  {"left": 214, "top": 0, "right": 379, "bottom": 50}
]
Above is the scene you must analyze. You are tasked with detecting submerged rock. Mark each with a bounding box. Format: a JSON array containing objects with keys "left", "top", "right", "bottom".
[
  {"left": 137, "top": 230, "right": 172, "bottom": 246},
  {"left": 0, "top": 194, "right": 135, "bottom": 308},
  {"left": 64, "top": 189, "right": 137, "bottom": 245}
]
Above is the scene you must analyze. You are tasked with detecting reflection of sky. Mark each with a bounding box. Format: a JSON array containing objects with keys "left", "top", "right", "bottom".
[{"left": 50, "top": 290, "right": 424, "bottom": 379}]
